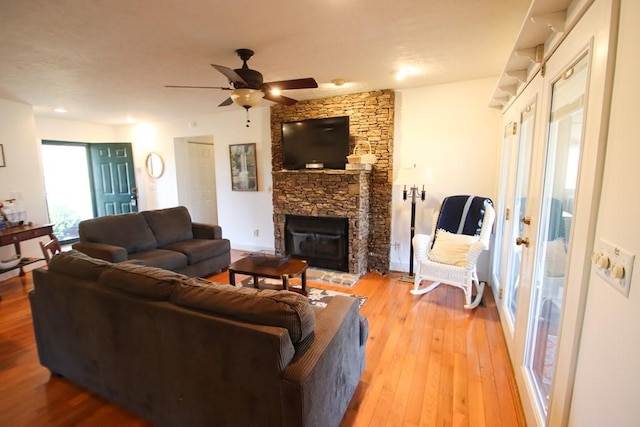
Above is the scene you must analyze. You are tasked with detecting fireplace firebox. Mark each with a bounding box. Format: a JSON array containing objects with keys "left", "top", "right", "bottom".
[{"left": 285, "top": 215, "right": 349, "bottom": 272}]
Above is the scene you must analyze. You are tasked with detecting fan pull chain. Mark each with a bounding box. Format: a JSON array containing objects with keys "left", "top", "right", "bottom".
[{"left": 242, "top": 107, "right": 252, "bottom": 127}]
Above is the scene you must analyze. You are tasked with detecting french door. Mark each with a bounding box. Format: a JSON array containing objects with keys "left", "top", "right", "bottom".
[
  {"left": 493, "top": 80, "right": 541, "bottom": 351},
  {"left": 492, "top": 0, "right": 618, "bottom": 425}
]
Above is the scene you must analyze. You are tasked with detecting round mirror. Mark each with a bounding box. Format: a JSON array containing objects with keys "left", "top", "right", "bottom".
[{"left": 145, "top": 152, "right": 164, "bottom": 178}]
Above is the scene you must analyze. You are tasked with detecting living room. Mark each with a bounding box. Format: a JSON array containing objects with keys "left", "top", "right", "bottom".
[{"left": 1, "top": 0, "right": 640, "bottom": 426}]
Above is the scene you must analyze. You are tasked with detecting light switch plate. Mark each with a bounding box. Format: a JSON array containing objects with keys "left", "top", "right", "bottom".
[{"left": 594, "top": 239, "right": 635, "bottom": 297}]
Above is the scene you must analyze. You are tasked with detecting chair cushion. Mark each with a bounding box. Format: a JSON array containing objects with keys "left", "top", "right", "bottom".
[
  {"left": 171, "top": 278, "right": 315, "bottom": 343},
  {"left": 428, "top": 229, "right": 481, "bottom": 269}
]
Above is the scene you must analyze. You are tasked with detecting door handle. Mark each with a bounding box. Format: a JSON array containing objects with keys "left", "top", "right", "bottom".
[
  {"left": 516, "top": 236, "right": 530, "bottom": 247},
  {"left": 131, "top": 187, "right": 138, "bottom": 207},
  {"left": 521, "top": 216, "right": 531, "bottom": 225}
]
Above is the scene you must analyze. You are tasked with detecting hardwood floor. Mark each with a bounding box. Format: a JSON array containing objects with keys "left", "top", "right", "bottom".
[{"left": 0, "top": 253, "right": 525, "bottom": 426}]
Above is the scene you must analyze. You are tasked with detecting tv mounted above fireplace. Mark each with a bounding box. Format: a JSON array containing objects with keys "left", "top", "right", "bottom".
[{"left": 281, "top": 116, "right": 350, "bottom": 170}]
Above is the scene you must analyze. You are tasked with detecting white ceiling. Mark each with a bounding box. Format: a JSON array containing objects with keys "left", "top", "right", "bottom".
[{"left": 0, "top": 0, "right": 531, "bottom": 125}]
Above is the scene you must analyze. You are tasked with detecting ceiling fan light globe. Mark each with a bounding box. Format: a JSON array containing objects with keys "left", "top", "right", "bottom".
[{"left": 230, "top": 88, "right": 264, "bottom": 108}]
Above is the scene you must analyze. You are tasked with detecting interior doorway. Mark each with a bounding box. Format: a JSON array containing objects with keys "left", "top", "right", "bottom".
[{"left": 175, "top": 135, "right": 218, "bottom": 225}]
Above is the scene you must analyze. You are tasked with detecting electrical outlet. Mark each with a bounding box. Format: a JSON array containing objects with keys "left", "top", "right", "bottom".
[
  {"left": 253, "top": 229, "right": 259, "bottom": 237},
  {"left": 593, "top": 239, "right": 635, "bottom": 297}
]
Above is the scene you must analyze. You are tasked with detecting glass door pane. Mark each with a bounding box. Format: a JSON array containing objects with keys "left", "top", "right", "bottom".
[
  {"left": 505, "top": 101, "right": 537, "bottom": 323},
  {"left": 525, "top": 54, "right": 589, "bottom": 415},
  {"left": 42, "top": 143, "right": 94, "bottom": 242},
  {"left": 492, "top": 122, "right": 516, "bottom": 301}
]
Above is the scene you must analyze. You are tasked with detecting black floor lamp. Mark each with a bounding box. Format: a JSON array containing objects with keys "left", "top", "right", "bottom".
[{"left": 395, "top": 165, "right": 433, "bottom": 282}]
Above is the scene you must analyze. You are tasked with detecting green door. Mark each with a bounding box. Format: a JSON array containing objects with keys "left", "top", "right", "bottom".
[{"left": 89, "top": 143, "right": 138, "bottom": 216}]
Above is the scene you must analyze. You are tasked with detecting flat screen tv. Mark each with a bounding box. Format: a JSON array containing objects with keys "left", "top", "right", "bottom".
[{"left": 281, "top": 116, "right": 350, "bottom": 170}]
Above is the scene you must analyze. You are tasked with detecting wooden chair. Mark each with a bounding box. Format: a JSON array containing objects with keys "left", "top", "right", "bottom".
[{"left": 39, "top": 235, "right": 62, "bottom": 263}]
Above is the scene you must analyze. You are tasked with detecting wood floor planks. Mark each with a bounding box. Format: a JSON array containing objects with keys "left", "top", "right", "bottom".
[{"left": 0, "top": 253, "right": 525, "bottom": 426}]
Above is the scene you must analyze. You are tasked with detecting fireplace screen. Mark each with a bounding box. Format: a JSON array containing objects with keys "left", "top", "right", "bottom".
[{"left": 285, "top": 215, "right": 348, "bottom": 272}]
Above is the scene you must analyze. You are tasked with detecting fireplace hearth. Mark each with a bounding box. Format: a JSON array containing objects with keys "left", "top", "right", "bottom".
[{"left": 285, "top": 215, "right": 348, "bottom": 272}]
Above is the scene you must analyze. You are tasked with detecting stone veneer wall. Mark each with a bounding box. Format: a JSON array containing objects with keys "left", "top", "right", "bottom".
[
  {"left": 271, "top": 90, "right": 394, "bottom": 273},
  {"left": 272, "top": 170, "right": 370, "bottom": 275}
]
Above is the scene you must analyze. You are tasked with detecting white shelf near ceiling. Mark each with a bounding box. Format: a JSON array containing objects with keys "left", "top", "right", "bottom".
[{"left": 489, "top": 0, "right": 595, "bottom": 110}]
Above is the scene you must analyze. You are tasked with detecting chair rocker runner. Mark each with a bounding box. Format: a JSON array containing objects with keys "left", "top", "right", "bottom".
[{"left": 410, "top": 195, "right": 495, "bottom": 309}]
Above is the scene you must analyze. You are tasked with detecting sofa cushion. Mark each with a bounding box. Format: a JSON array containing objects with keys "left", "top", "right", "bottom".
[
  {"left": 141, "top": 206, "right": 194, "bottom": 247},
  {"left": 162, "top": 239, "right": 231, "bottom": 265},
  {"left": 128, "top": 248, "right": 189, "bottom": 272},
  {"left": 98, "top": 262, "right": 187, "bottom": 300},
  {"left": 78, "top": 213, "right": 157, "bottom": 253},
  {"left": 47, "top": 249, "right": 112, "bottom": 281},
  {"left": 171, "top": 278, "right": 315, "bottom": 343}
]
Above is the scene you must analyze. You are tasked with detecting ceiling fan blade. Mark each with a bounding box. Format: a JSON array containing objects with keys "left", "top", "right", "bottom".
[
  {"left": 165, "top": 85, "right": 231, "bottom": 90},
  {"left": 218, "top": 97, "right": 234, "bottom": 107},
  {"left": 263, "top": 78, "right": 318, "bottom": 91},
  {"left": 211, "top": 64, "right": 247, "bottom": 85},
  {"left": 263, "top": 92, "right": 298, "bottom": 106}
]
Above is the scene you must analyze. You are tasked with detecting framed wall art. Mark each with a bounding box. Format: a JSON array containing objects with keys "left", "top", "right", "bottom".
[
  {"left": 229, "top": 143, "right": 258, "bottom": 191},
  {"left": 0, "top": 144, "right": 5, "bottom": 167}
]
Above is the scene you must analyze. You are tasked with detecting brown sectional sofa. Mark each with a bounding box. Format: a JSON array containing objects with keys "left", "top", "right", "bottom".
[
  {"left": 72, "top": 206, "right": 230, "bottom": 277},
  {"left": 30, "top": 250, "right": 368, "bottom": 427}
]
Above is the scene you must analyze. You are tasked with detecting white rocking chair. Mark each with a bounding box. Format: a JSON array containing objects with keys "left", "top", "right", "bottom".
[{"left": 410, "top": 195, "right": 495, "bottom": 309}]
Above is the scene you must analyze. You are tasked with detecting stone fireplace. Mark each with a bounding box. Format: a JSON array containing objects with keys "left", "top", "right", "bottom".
[
  {"left": 271, "top": 90, "right": 394, "bottom": 274},
  {"left": 273, "top": 169, "right": 370, "bottom": 275},
  {"left": 286, "top": 215, "right": 349, "bottom": 271}
]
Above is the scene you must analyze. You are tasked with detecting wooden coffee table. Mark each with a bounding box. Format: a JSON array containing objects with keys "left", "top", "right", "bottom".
[{"left": 228, "top": 257, "right": 308, "bottom": 295}]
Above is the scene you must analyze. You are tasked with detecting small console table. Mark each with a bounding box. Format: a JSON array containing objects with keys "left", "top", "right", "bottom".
[{"left": 0, "top": 223, "right": 55, "bottom": 300}]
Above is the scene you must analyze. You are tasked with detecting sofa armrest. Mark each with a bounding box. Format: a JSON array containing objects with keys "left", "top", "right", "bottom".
[
  {"left": 192, "top": 222, "right": 222, "bottom": 239},
  {"left": 71, "top": 241, "right": 128, "bottom": 263},
  {"left": 280, "top": 295, "right": 367, "bottom": 427}
]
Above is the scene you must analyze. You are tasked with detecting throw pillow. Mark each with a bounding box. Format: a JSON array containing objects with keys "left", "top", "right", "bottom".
[
  {"left": 428, "top": 229, "right": 481, "bottom": 269},
  {"left": 545, "top": 238, "right": 567, "bottom": 277}
]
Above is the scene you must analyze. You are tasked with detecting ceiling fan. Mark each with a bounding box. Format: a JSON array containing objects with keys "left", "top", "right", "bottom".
[{"left": 166, "top": 48, "right": 318, "bottom": 126}]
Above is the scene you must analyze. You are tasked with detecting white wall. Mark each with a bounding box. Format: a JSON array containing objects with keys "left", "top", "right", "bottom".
[
  {"left": 34, "top": 117, "right": 118, "bottom": 142},
  {"left": 1, "top": 79, "right": 501, "bottom": 277},
  {"left": 0, "top": 99, "right": 50, "bottom": 280},
  {"left": 391, "top": 78, "right": 501, "bottom": 278},
  {"left": 119, "top": 81, "right": 501, "bottom": 265},
  {"left": 116, "top": 106, "right": 275, "bottom": 252},
  {"left": 569, "top": 1, "right": 640, "bottom": 425}
]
